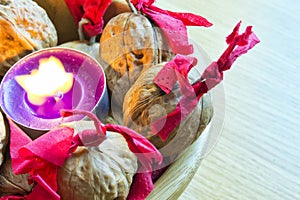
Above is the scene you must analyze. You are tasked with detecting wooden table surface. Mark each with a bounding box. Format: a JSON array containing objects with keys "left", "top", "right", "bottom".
[{"left": 156, "top": 0, "right": 300, "bottom": 199}]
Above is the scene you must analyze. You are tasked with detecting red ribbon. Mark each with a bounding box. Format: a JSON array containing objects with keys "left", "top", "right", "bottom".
[
  {"left": 130, "top": 0, "right": 212, "bottom": 55},
  {"left": 4, "top": 110, "right": 162, "bottom": 200},
  {"left": 64, "top": 0, "right": 112, "bottom": 37},
  {"left": 151, "top": 21, "right": 260, "bottom": 141}
]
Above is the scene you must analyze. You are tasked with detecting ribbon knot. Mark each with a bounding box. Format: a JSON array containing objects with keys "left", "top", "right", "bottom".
[{"left": 64, "top": 0, "right": 112, "bottom": 37}]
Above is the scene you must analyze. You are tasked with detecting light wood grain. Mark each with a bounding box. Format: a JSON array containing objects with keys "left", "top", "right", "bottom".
[
  {"left": 147, "top": 123, "right": 212, "bottom": 200},
  {"left": 154, "top": 0, "right": 300, "bottom": 199}
]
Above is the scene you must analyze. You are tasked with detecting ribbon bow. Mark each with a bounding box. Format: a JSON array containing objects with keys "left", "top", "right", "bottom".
[
  {"left": 130, "top": 0, "right": 212, "bottom": 55},
  {"left": 61, "top": 110, "right": 163, "bottom": 200},
  {"left": 8, "top": 119, "right": 75, "bottom": 200},
  {"left": 64, "top": 0, "right": 112, "bottom": 37},
  {"left": 3, "top": 110, "right": 162, "bottom": 200},
  {"left": 151, "top": 21, "right": 260, "bottom": 141}
]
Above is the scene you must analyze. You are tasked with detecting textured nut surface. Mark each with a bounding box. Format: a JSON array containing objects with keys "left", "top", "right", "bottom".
[
  {"left": 0, "top": 111, "right": 31, "bottom": 197},
  {"left": 33, "top": 0, "right": 78, "bottom": 44},
  {"left": 0, "top": 151, "right": 33, "bottom": 197},
  {"left": 0, "top": 0, "right": 57, "bottom": 77},
  {"left": 0, "top": 19, "right": 33, "bottom": 77},
  {"left": 57, "top": 121, "right": 138, "bottom": 200},
  {"left": 104, "top": 0, "right": 131, "bottom": 26},
  {"left": 0, "top": 111, "right": 33, "bottom": 197},
  {"left": 123, "top": 64, "right": 213, "bottom": 158},
  {"left": 100, "top": 12, "right": 173, "bottom": 119},
  {"left": 0, "top": 112, "right": 8, "bottom": 167}
]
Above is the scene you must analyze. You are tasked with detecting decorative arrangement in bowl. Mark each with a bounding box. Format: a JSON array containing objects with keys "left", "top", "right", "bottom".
[{"left": 0, "top": 0, "right": 259, "bottom": 199}]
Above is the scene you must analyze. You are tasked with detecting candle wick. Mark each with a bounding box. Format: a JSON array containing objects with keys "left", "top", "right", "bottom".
[{"left": 54, "top": 91, "right": 63, "bottom": 101}]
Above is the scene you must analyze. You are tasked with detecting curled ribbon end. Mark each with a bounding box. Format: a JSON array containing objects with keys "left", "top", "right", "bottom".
[
  {"left": 60, "top": 109, "right": 72, "bottom": 118},
  {"left": 60, "top": 109, "right": 107, "bottom": 144}
]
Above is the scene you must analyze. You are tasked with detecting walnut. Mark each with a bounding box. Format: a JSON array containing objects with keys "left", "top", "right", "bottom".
[
  {"left": 33, "top": 0, "right": 78, "bottom": 44},
  {"left": 0, "top": 112, "right": 8, "bottom": 167},
  {"left": 0, "top": 151, "right": 33, "bottom": 197},
  {"left": 0, "top": 111, "right": 33, "bottom": 197},
  {"left": 57, "top": 121, "right": 138, "bottom": 200},
  {"left": 123, "top": 64, "right": 213, "bottom": 159},
  {"left": 0, "top": 0, "right": 57, "bottom": 78},
  {"left": 100, "top": 13, "right": 174, "bottom": 122}
]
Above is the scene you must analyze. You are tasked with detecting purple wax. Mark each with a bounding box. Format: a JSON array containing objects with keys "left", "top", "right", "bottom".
[
  {"left": 0, "top": 47, "right": 108, "bottom": 131},
  {"left": 24, "top": 80, "right": 77, "bottom": 119}
]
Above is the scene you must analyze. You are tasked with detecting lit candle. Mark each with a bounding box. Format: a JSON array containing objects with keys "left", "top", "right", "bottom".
[
  {"left": 15, "top": 56, "right": 74, "bottom": 118},
  {"left": 0, "top": 47, "right": 108, "bottom": 137}
]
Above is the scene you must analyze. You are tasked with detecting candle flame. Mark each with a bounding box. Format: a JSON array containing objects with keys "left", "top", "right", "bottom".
[{"left": 15, "top": 56, "right": 74, "bottom": 105}]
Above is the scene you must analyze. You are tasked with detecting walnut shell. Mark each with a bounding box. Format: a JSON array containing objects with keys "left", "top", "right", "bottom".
[
  {"left": 0, "top": 111, "right": 8, "bottom": 167},
  {"left": 57, "top": 121, "right": 138, "bottom": 200},
  {"left": 0, "top": 111, "right": 33, "bottom": 197},
  {"left": 104, "top": 0, "right": 132, "bottom": 26},
  {"left": 100, "top": 12, "right": 174, "bottom": 122},
  {"left": 123, "top": 64, "right": 213, "bottom": 159},
  {"left": 0, "top": 151, "right": 33, "bottom": 197},
  {"left": 0, "top": 0, "right": 57, "bottom": 78},
  {"left": 33, "top": 0, "right": 78, "bottom": 44}
]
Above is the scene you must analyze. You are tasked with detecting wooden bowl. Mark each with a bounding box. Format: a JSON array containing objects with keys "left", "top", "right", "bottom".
[
  {"left": 147, "top": 123, "right": 212, "bottom": 199},
  {"left": 0, "top": 2, "right": 225, "bottom": 198}
]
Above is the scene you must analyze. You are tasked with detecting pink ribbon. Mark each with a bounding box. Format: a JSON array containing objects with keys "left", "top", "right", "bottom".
[
  {"left": 152, "top": 54, "right": 199, "bottom": 140},
  {"left": 151, "top": 21, "right": 260, "bottom": 141},
  {"left": 64, "top": 0, "right": 112, "bottom": 37},
  {"left": 130, "top": 0, "right": 212, "bottom": 55}
]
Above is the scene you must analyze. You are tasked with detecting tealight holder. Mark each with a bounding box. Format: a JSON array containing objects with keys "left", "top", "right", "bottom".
[{"left": 0, "top": 47, "right": 109, "bottom": 139}]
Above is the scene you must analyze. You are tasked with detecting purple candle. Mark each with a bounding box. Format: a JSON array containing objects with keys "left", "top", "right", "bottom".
[{"left": 0, "top": 47, "right": 108, "bottom": 136}]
